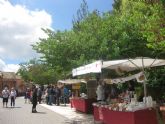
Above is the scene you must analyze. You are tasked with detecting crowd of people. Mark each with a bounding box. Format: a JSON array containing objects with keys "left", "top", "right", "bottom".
[
  {"left": 24, "top": 85, "right": 71, "bottom": 105},
  {"left": 44, "top": 85, "right": 71, "bottom": 106},
  {"left": 1, "top": 84, "right": 71, "bottom": 113},
  {"left": 24, "top": 84, "right": 71, "bottom": 113}
]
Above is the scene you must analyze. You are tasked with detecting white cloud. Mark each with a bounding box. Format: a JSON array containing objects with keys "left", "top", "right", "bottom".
[
  {"left": 0, "top": 59, "right": 6, "bottom": 71},
  {"left": 0, "top": 0, "right": 52, "bottom": 62},
  {"left": 0, "top": 58, "right": 20, "bottom": 72},
  {"left": 2, "top": 64, "right": 20, "bottom": 73}
]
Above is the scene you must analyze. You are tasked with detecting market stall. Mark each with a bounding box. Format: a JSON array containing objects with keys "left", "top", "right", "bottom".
[
  {"left": 58, "top": 79, "right": 97, "bottom": 113},
  {"left": 93, "top": 104, "right": 158, "bottom": 124},
  {"left": 70, "top": 97, "right": 96, "bottom": 113},
  {"left": 102, "top": 57, "right": 165, "bottom": 101},
  {"left": 91, "top": 72, "right": 158, "bottom": 124},
  {"left": 72, "top": 57, "right": 165, "bottom": 123}
]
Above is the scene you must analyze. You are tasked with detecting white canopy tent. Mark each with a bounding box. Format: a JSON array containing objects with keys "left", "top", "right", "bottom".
[
  {"left": 72, "top": 57, "right": 165, "bottom": 101},
  {"left": 102, "top": 57, "right": 165, "bottom": 72},
  {"left": 72, "top": 57, "right": 165, "bottom": 77}
]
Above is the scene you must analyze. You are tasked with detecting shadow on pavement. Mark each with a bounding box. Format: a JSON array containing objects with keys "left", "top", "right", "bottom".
[
  {"left": 13, "top": 107, "right": 22, "bottom": 108},
  {"left": 64, "top": 119, "right": 94, "bottom": 124},
  {"left": 35, "top": 112, "right": 47, "bottom": 114},
  {"left": 4, "top": 106, "right": 22, "bottom": 109}
]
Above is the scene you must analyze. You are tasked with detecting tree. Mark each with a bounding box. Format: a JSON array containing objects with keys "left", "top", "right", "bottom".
[
  {"left": 17, "top": 59, "right": 57, "bottom": 85},
  {"left": 118, "top": 0, "right": 165, "bottom": 57},
  {"left": 32, "top": 0, "right": 165, "bottom": 89},
  {"left": 147, "top": 67, "right": 165, "bottom": 101},
  {"left": 17, "top": 62, "right": 31, "bottom": 83}
]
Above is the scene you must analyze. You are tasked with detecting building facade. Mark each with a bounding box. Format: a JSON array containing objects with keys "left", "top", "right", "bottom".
[{"left": 0, "top": 72, "right": 25, "bottom": 96}]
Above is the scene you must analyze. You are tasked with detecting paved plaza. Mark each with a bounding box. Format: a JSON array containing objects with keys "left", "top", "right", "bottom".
[{"left": 0, "top": 97, "right": 94, "bottom": 124}]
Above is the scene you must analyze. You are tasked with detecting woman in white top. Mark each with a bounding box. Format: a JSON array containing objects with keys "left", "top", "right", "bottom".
[
  {"left": 10, "top": 87, "right": 17, "bottom": 107},
  {"left": 2, "top": 87, "right": 10, "bottom": 107},
  {"left": 96, "top": 82, "right": 105, "bottom": 102}
]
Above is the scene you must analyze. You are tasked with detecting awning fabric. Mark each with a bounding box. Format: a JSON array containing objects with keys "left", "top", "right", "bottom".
[
  {"left": 104, "top": 72, "right": 145, "bottom": 84},
  {"left": 58, "top": 79, "right": 86, "bottom": 84},
  {"left": 72, "top": 57, "right": 165, "bottom": 76},
  {"left": 102, "top": 57, "right": 165, "bottom": 72}
]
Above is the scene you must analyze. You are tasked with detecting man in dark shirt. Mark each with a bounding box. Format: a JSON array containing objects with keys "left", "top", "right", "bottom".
[{"left": 32, "top": 85, "right": 38, "bottom": 113}]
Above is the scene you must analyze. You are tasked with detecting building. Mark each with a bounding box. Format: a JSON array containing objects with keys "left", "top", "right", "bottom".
[{"left": 0, "top": 72, "right": 25, "bottom": 96}]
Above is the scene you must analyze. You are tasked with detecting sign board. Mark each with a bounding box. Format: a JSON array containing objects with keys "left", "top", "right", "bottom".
[
  {"left": 72, "top": 83, "right": 80, "bottom": 89},
  {"left": 72, "top": 60, "right": 102, "bottom": 76}
]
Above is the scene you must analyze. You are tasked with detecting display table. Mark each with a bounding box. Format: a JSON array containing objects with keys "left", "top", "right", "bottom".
[
  {"left": 93, "top": 105, "right": 158, "bottom": 124},
  {"left": 70, "top": 97, "right": 96, "bottom": 113}
]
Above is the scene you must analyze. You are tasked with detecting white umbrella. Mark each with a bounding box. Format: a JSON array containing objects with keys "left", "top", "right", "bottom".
[
  {"left": 102, "top": 57, "right": 165, "bottom": 102},
  {"left": 102, "top": 57, "right": 165, "bottom": 72}
]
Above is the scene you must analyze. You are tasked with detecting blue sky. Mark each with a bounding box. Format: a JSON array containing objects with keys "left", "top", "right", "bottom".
[
  {"left": 10, "top": 0, "right": 114, "bottom": 30},
  {"left": 0, "top": 0, "right": 114, "bottom": 72}
]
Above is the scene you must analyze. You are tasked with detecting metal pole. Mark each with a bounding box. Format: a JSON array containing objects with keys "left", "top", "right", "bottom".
[
  {"left": 143, "top": 72, "right": 147, "bottom": 104},
  {"left": 142, "top": 57, "right": 147, "bottom": 104}
]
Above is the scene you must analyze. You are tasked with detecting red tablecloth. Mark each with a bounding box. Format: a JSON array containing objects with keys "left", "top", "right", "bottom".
[
  {"left": 70, "top": 98, "right": 96, "bottom": 113},
  {"left": 93, "top": 106, "right": 158, "bottom": 124}
]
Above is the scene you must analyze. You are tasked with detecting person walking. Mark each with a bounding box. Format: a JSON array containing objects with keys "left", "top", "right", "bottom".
[
  {"left": 63, "top": 85, "right": 69, "bottom": 105},
  {"left": 31, "top": 85, "right": 38, "bottom": 113},
  {"left": 24, "top": 88, "right": 31, "bottom": 104},
  {"left": 56, "top": 87, "right": 61, "bottom": 106},
  {"left": 10, "top": 87, "right": 17, "bottom": 107},
  {"left": 37, "top": 87, "right": 42, "bottom": 104},
  {"left": 2, "top": 87, "right": 10, "bottom": 108},
  {"left": 48, "top": 85, "right": 54, "bottom": 105}
]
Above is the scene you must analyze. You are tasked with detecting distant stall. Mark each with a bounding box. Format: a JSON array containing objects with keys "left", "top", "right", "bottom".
[{"left": 58, "top": 79, "right": 96, "bottom": 113}]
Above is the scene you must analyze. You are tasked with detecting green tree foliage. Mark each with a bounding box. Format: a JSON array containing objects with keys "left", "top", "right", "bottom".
[
  {"left": 112, "top": 0, "right": 122, "bottom": 12},
  {"left": 17, "top": 59, "right": 57, "bottom": 85},
  {"left": 113, "top": 0, "right": 165, "bottom": 99},
  {"left": 147, "top": 67, "right": 165, "bottom": 101},
  {"left": 119, "top": 0, "right": 165, "bottom": 57},
  {"left": 80, "top": 83, "right": 87, "bottom": 94},
  {"left": 17, "top": 62, "right": 31, "bottom": 83},
  {"left": 33, "top": 29, "right": 76, "bottom": 79},
  {"left": 112, "top": 0, "right": 155, "bottom": 58},
  {"left": 33, "top": 0, "right": 165, "bottom": 71},
  {"left": 142, "top": 3, "right": 165, "bottom": 53}
]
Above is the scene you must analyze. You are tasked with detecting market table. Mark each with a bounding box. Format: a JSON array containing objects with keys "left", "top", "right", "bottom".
[
  {"left": 93, "top": 105, "right": 158, "bottom": 124},
  {"left": 70, "top": 97, "right": 96, "bottom": 113}
]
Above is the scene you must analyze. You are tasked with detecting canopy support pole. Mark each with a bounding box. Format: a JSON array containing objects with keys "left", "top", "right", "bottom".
[{"left": 142, "top": 57, "right": 147, "bottom": 104}]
